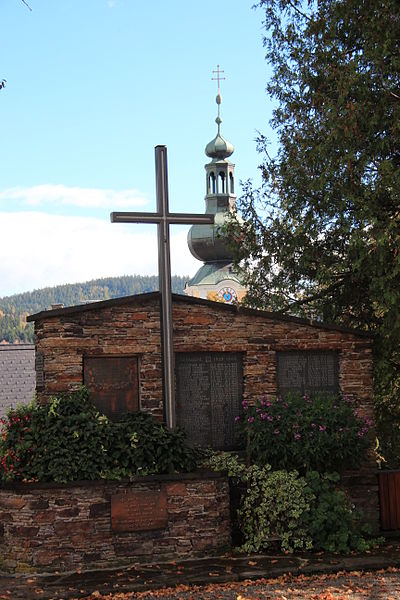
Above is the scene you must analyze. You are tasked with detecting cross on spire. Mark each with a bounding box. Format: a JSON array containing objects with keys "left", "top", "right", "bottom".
[{"left": 212, "top": 64, "right": 225, "bottom": 91}]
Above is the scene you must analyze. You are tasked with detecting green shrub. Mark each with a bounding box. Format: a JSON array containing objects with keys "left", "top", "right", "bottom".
[
  {"left": 374, "top": 392, "right": 400, "bottom": 469},
  {"left": 0, "top": 388, "right": 201, "bottom": 483},
  {"left": 104, "top": 411, "right": 202, "bottom": 478},
  {"left": 238, "top": 392, "right": 371, "bottom": 473},
  {"left": 207, "top": 452, "right": 313, "bottom": 553},
  {"left": 207, "top": 452, "right": 381, "bottom": 554},
  {"left": 0, "top": 389, "right": 111, "bottom": 482},
  {"left": 303, "top": 471, "right": 376, "bottom": 553}
]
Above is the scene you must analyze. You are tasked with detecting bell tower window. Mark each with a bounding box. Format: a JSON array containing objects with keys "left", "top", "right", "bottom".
[
  {"left": 219, "top": 172, "right": 226, "bottom": 193},
  {"left": 208, "top": 172, "right": 216, "bottom": 194},
  {"left": 229, "top": 172, "right": 234, "bottom": 193}
]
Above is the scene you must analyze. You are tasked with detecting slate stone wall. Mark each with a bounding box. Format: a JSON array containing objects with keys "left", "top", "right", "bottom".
[
  {"left": 0, "top": 472, "right": 230, "bottom": 573},
  {"left": 30, "top": 294, "right": 378, "bottom": 530},
  {"left": 33, "top": 295, "right": 374, "bottom": 422}
]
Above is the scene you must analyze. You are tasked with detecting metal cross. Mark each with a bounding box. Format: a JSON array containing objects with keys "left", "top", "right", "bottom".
[
  {"left": 212, "top": 64, "right": 225, "bottom": 90},
  {"left": 111, "top": 145, "right": 214, "bottom": 430}
]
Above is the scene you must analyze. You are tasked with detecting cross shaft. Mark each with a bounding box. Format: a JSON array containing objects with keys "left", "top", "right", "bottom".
[{"left": 111, "top": 145, "right": 214, "bottom": 429}]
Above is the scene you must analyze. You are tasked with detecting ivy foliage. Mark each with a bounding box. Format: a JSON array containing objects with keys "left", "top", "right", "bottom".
[
  {"left": 0, "top": 388, "right": 201, "bottom": 483},
  {"left": 224, "top": 0, "right": 400, "bottom": 460},
  {"left": 207, "top": 453, "right": 380, "bottom": 554}
]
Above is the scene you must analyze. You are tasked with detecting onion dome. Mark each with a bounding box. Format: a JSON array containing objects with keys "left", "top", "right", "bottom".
[{"left": 205, "top": 92, "right": 234, "bottom": 159}]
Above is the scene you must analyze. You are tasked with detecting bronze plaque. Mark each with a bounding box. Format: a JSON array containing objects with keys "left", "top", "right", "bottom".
[
  {"left": 111, "top": 490, "right": 168, "bottom": 532},
  {"left": 176, "top": 352, "right": 243, "bottom": 450},
  {"left": 84, "top": 356, "right": 139, "bottom": 420},
  {"left": 277, "top": 351, "right": 339, "bottom": 396}
]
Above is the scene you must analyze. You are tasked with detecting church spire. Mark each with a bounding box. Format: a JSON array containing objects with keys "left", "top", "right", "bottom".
[
  {"left": 185, "top": 66, "right": 247, "bottom": 304},
  {"left": 205, "top": 66, "right": 234, "bottom": 160}
]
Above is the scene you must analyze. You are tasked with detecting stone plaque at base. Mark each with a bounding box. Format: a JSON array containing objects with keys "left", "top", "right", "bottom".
[{"left": 111, "top": 489, "right": 168, "bottom": 532}]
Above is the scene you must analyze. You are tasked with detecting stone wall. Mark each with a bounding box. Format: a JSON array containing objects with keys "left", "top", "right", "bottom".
[
  {"left": 0, "top": 472, "right": 231, "bottom": 573},
  {"left": 28, "top": 293, "right": 378, "bottom": 530},
  {"left": 31, "top": 294, "right": 374, "bottom": 423}
]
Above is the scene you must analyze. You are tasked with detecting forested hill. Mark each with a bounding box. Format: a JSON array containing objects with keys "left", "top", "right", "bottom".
[{"left": 0, "top": 275, "right": 188, "bottom": 344}]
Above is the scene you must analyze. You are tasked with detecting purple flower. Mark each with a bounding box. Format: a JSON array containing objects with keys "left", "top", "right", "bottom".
[
  {"left": 267, "top": 415, "right": 274, "bottom": 422},
  {"left": 311, "top": 423, "right": 317, "bottom": 429},
  {"left": 274, "top": 429, "right": 280, "bottom": 435},
  {"left": 248, "top": 416, "right": 255, "bottom": 423},
  {"left": 319, "top": 425, "right": 327, "bottom": 432},
  {"left": 276, "top": 415, "right": 281, "bottom": 421},
  {"left": 234, "top": 416, "right": 240, "bottom": 423},
  {"left": 294, "top": 433, "right": 301, "bottom": 441}
]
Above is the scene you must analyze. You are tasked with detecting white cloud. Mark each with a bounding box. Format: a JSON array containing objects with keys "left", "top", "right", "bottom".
[
  {"left": 0, "top": 212, "right": 199, "bottom": 297},
  {"left": 0, "top": 184, "right": 148, "bottom": 210}
]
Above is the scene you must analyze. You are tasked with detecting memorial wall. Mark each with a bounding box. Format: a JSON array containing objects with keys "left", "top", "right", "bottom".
[{"left": 27, "top": 292, "right": 379, "bottom": 529}]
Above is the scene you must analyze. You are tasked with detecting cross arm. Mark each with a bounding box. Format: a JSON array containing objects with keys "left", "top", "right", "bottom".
[
  {"left": 110, "top": 211, "right": 215, "bottom": 226},
  {"left": 164, "top": 213, "right": 214, "bottom": 225},
  {"left": 111, "top": 211, "right": 161, "bottom": 224}
]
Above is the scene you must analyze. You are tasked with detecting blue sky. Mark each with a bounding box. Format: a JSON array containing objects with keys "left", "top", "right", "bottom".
[{"left": 0, "top": 0, "right": 275, "bottom": 297}]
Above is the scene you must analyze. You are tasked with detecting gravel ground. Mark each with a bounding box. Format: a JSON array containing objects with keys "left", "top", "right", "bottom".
[{"left": 80, "top": 568, "right": 400, "bottom": 600}]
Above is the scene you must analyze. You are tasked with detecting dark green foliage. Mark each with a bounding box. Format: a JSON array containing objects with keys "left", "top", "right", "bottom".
[
  {"left": 304, "top": 471, "right": 375, "bottom": 553},
  {"left": 239, "top": 392, "right": 370, "bottom": 473},
  {"left": 0, "top": 274, "right": 188, "bottom": 343},
  {"left": 0, "top": 389, "right": 200, "bottom": 483},
  {"left": 104, "top": 411, "right": 203, "bottom": 478},
  {"left": 208, "top": 453, "right": 381, "bottom": 554},
  {"left": 224, "top": 0, "right": 400, "bottom": 462}
]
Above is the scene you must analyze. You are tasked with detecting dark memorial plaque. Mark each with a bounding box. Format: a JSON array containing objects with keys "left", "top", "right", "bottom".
[
  {"left": 277, "top": 351, "right": 339, "bottom": 396},
  {"left": 84, "top": 356, "right": 139, "bottom": 421},
  {"left": 176, "top": 352, "right": 243, "bottom": 450},
  {"left": 111, "top": 489, "right": 168, "bottom": 532}
]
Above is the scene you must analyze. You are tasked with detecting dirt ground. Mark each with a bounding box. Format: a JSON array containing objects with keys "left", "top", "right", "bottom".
[{"left": 79, "top": 567, "right": 400, "bottom": 600}]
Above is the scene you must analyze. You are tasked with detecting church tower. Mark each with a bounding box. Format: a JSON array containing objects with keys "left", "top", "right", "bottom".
[{"left": 185, "top": 68, "right": 247, "bottom": 304}]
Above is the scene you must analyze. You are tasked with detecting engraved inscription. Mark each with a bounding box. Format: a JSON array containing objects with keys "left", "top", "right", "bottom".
[
  {"left": 176, "top": 352, "right": 243, "bottom": 450},
  {"left": 277, "top": 351, "right": 339, "bottom": 396},
  {"left": 111, "top": 490, "right": 168, "bottom": 532}
]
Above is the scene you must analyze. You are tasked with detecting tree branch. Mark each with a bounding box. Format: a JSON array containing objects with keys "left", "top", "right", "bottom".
[
  {"left": 277, "top": 279, "right": 345, "bottom": 314},
  {"left": 21, "top": 0, "right": 32, "bottom": 11}
]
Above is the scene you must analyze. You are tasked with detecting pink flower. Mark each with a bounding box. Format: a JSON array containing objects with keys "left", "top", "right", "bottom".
[
  {"left": 274, "top": 429, "right": 280, "bottom": 435},
  {"left": 248, "top": 417, "right": 255, "bottom": 423},
  {"left": 234, "top": 416, "right": 240, "bottom": 423},
  {"left": 319, "top": 425, "right": 327, "bottom": 432}
]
